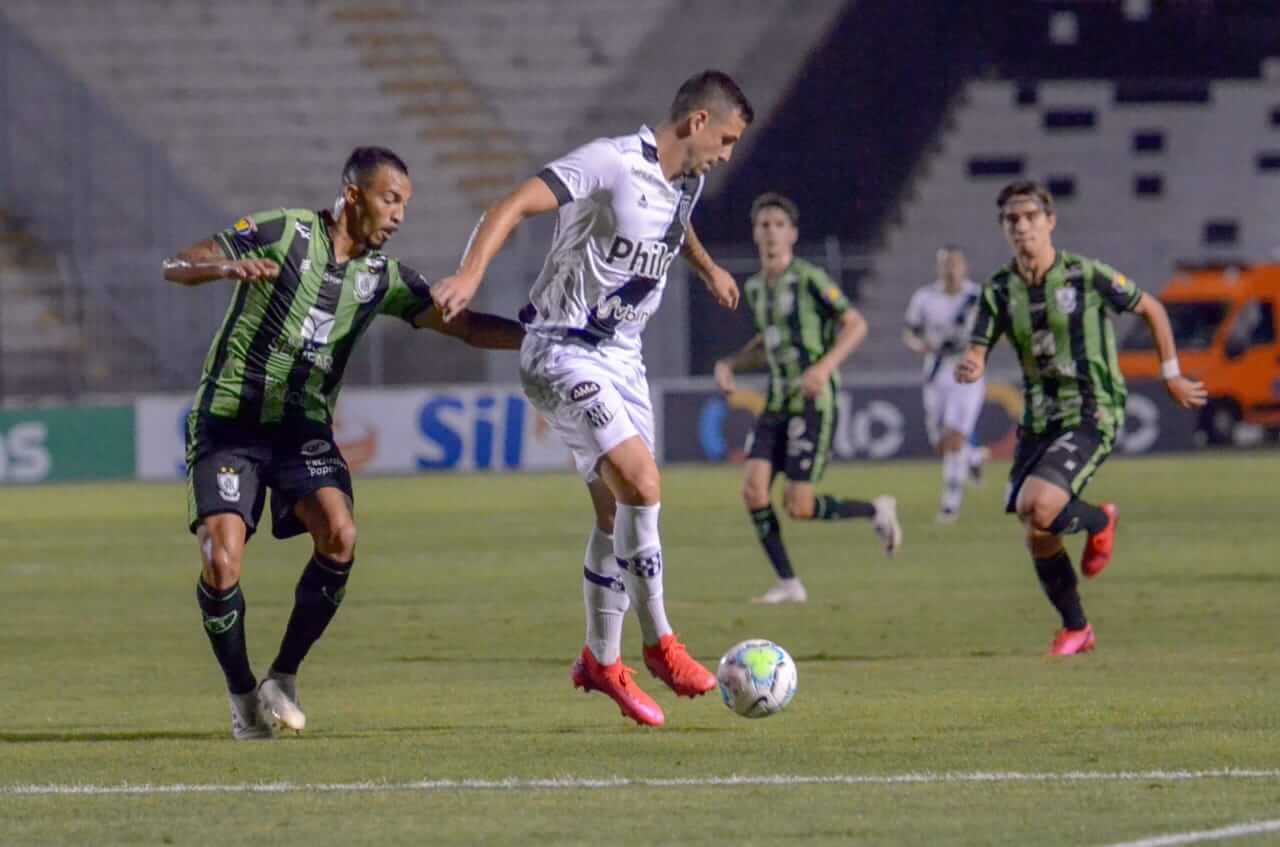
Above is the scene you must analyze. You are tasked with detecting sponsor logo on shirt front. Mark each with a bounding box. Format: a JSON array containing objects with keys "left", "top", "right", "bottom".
[{"left": 604, "top": 235, "right": 678, "bottom": 280}]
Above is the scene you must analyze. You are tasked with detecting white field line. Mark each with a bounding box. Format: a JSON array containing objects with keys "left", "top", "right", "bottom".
[
  {"left": 3, "top": 768, "right": 1280, "bottom": 798},
  {"left": 1098, "top": 818, "right": 1280, "bottom": 847}
]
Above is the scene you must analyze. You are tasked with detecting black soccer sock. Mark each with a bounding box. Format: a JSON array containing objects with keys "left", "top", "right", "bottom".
[
  {"left": 271, "top": 554, "right": 352, "bottom": 676},
  {"left": 810, "top": 495, "right": 877, "bottom": 520},
  {"left": 749, "top": 506, "right": 795, "bottom": 580},
  {"left": 197, "top": 579, "right": 256, "bottom": 695},
  {"left": 1048, "top": 499, "right": 1109, "bottom": 536},
  {"left": 1034, "top": 550, "right": 1087, "bottom": 630}
]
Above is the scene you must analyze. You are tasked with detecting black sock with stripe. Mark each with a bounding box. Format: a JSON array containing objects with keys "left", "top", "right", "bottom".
[
  {"left": 749, "top": 506, "right": 795, "bottom": 579},
  {"left": 810, "top": 495, "right": 876, "bottom": 520},
  {"left": 1034, "top": 550, "right": 1087, "bottom": 630},
  {"left": 1048, "top": 499, "right": 1108, "bottom": 535},
  {"left": 197, "top": 579, "right": 256, "bottom": 695},
  {"left": 271, "top": 553, "right": 352, "bottom": 676}
]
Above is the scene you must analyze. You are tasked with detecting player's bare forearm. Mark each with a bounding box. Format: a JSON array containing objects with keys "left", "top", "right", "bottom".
[
  {"left": 457, "top": 178, "right": 559, "bottom": 279},
  {"left": 680, "top": 226, "right": 718, "bottom": 281},
  {"left": 1134, "top": 292, "right": 1178, "bottom": 364},
  {"left": 163, "top": 239, "right": 278, "bottom": 286},
  {"left": 416, "top": 308, "right": 525, "bottom": 350},
  {"left": 818, "top": 309, "right": 867, "bottom": 372},
  {"left": 724, "top": 334, "right": 766, "bottom": 372},
  {"left": 902, "top": 328, "right": 929, "bottom": 355}
]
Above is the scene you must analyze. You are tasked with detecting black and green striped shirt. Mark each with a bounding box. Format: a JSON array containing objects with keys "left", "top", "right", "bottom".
[
  {"left": 743, "top": 258, "right": 851, "bottom": 414},
  {"left": 970, "top": 250, "right": 1143, "bottom": 435},
  {"left": 195, "top": 208, "right": 434, "bottom": 427}
]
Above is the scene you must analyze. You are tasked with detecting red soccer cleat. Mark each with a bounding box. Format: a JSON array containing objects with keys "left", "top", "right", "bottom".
[
  {"left": 1080, "top": 502, "right": 1119, "bottom": 578},
  {"left": 1048, "top": 624, "right": 1096, "bottom": 656},
  {"left": 643, "top": 634, "right": 717, "bottom": 698},
  {"left": 571, "top": 646, "right": 665, "bottom": 727}
]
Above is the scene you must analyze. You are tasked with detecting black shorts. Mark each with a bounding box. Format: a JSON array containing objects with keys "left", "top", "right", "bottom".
[
  {"left": 1005, "top": 424, "right": 1114, "bottom": 513},
  {"left": 744, "top": 401, "right": 838, "bottom": 484},
  {"left": 185, "top": 413, "right": 354, "bottom": 540}
]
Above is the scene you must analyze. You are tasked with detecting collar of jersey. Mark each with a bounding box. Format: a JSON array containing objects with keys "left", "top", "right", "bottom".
[{"left": 1010, "top": 250, "right": 1063, "bottom": 287}]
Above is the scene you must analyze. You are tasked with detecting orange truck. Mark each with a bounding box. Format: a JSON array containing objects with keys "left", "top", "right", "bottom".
[{"left": 1119, "top": 263, "right": 1280, "bottom": 444}]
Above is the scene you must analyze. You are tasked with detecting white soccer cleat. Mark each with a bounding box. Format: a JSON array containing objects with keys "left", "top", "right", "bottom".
[
  {"left": 872, "top": 495, "right": 903, "bottom": 557},
  {"left": 257, "top": 674, "right": 306, "bottom": 733},
  {"left": 752, "top": 578, "right": 808, "bottom": 605},
  {"left": 228, "top": 690, "right": 274, "bottom": 741}
]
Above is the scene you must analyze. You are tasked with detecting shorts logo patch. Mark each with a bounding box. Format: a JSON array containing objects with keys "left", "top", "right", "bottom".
[
  {"left": 354, "top": 271, "right": 379, "bottom": 303},
  {"left": 233, "top": 217, "right": 255, "bottom": 235},
  {"left": 584, "top": 402, "right": 613, "bottom": 429},
  {"left": 1055, "top": 286, "right": 1077, "bottom": 314},
  {"left": 570, "top": 381, "right": 601, "bottom": 402},
  {"left": 216, "top": 466, "right": 241, "bottom": 503},
  {"left": 301, "top": 439, "right": 332, "bottom": 457}
]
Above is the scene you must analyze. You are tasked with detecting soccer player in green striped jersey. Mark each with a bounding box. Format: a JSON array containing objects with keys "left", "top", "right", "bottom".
[
  {"left": 163, "top": 147, "right": 524, "bottom": 738},
  {"left": 957, "top": 179, "right": 1206, "bottom": 655},
  {"left": 715, "top": 193, "right": 902, "bottom": 605}
]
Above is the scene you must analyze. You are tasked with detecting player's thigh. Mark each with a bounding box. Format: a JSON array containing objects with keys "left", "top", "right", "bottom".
[
  {"left": 268, "top": 430, "right": 355, "bottom": 543},
  {"left": 922, "top": 384, "right": 944, "bottom": 450},
  {"left": 741, "top": 458, "right": 775, "bottom": 508},
  {"left": 1015, "top": 475, "right": 1071, "bottom": 530},
  {"left": 781, "top": 400, "right": 836, "bottom": 484},
  {"left": 187, "top": 441, "right": 268, "bottom": 541},
  {"left": 196, "top": 513, "right": 250, "bottom": 587}
]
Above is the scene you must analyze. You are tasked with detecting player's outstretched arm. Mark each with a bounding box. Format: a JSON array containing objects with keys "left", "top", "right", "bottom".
[
  {"left": 681, "top": 225, "right": 738, "bottom": 310},
  {"left": 1133, "top": 292, "right": 1207, "bottom": 409},
  {"left": 162, "top": 239, "right": 279, "bottom": 286},
  {"left": 415, "top": 307, "right": 525, "bottom": 350},
  {"left": 800, "top": 308, "right": 867, "bottom": 398},
  {"left": 902, "top": 326, "right": 932, "bottom": 355},
  {"left": 433, "top": 178, "right": 560, "bottom": 322},
  {"left": 954, "top": 344, "right": 987, "bottom": 383},
  {"left": 714, "top": 334, "right": 765, "bottom": 395}
]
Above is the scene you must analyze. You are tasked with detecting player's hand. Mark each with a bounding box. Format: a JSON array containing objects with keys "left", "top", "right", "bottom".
[
  {"left": 432, "top": 271, "right": 483, "bottom": 322},
  {"left": 713, "top": 359, "right": 737, "bottom": 395},
  {"left": 1166, "top": 375, "right": 1207, "bottom": 409},
  {"left": 223, "top": 258, "right": 279, "bottom": 282},
  {"left": 704, "top": 265, "right": 739, "bottom": 310},
  {"left": 954, "top": 348, "right": 985, "bottom": 383},
  {"left": 799, "top": 363, "right": 831, "bottom": 399}
]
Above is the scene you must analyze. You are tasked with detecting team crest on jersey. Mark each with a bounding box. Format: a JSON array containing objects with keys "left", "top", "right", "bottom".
[
  {"left": 365, "top": 255, "right": 386, "bottom": 272},
  {"left": 233, "top": 217, "right": 255, "bottom": 235},
  {"left": 1055, "top": 286, "right": 1078, "bottom": 314},
  {"left": 216, "top": 466, "right": 241, "bottom": 503},
  {"left": 354, "top": 271, "right": 380, "bottom": 303}
]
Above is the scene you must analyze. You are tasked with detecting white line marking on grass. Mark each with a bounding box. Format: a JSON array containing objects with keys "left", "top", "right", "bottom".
[
  {"left": 3, "top": 768, "right": 1280, "bottom": 798},
  {"left": 1098, "top": 818, "right": 1280, "bottom": 847}
]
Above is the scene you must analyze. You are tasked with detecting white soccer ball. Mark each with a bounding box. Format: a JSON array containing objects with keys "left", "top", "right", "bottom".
[{"left": 716, "top": 639, "right": 797, "bottom": 719}]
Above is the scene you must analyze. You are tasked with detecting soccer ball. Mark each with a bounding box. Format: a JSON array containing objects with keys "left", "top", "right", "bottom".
[{"left": 716, "top": 639, "right": 797, "bottom": 719}]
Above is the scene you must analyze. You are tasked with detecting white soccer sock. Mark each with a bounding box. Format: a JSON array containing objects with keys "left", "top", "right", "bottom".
[
  {"left": 941, "top": 449, "right": 966, "bottom": 512},
  {"left": 614, "top": 502, "right": 672, "bottom": 646},
  {"left": 965, "top": 443, "right": 985, "bottom": 470},
  {"left": 582, "top": 527, "right": 628, "bottom": 665}
]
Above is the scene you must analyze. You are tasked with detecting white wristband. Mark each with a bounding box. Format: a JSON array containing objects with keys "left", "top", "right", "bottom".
[{"left": 1161, "top": 359, "right": 1181, "bottom": 380}]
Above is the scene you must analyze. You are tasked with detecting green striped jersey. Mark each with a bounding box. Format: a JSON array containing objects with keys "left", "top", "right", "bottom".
[
  {"left": 196, "top": 208, "right": 434, "bottom": 427},
  {"left": 743, "top": 258, "right": 851, "bottom": 414},
  {"left": 970, "top": 250, "right": 1144, "bottom": 435}
]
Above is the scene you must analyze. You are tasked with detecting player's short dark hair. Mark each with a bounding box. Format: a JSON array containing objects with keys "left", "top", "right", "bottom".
[
  {"left": 342, "top": 146, "right": 409, "bottom": 188},
  {"left": 996, "top": 179, "right": 1054, "bottom": 217},
  {"left": 750, "top": 192, "right": 798, "bottom": 226},
  {"left": 669, "top": 70, "right": 754, "bottom": 125}
]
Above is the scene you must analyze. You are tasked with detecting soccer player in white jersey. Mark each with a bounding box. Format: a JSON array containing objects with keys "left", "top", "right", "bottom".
[
  {"left": 903, "top": 246, "right": 989, "bottom": 523},
  {"left": 433, "top": 71, "right": 752, "bottom": 726}
]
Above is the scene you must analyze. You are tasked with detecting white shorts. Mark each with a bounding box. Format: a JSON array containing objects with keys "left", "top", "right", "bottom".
[
  {"left": 519, "top": 335, "right": 654, "bottom": 481},
  {"left": 923, "top": 376, "right": 985, "bottom": 447}
]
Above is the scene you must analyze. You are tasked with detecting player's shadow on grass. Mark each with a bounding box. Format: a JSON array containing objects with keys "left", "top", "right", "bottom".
[
  {"left": 0, "top": 730, "right": 226, "bottom": 744},
  {"left": 395, "top": 656, "right": 572, "bottom": 664}
]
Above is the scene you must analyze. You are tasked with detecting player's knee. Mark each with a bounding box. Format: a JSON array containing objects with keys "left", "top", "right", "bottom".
[
  {"left": 623, "top": 467, "right": 661, "bottom": 505},
  {"left": 203, "top": 540, "right": 243, "bottom": 587},
  {"left": 1018, "top": 497, "right": 1058, "bottom": 533},
  {"left": 783, "top": 490, "right": 815, "bottom": 520},
  {"left": 317, "top": 520, "right": 358, "bottom": 562},
  {"left": 742, "top": 480, "right": 769, "bottom": 510},
  {"left": 1025, "top": 529, "right": 1061, "bottom": 558}
]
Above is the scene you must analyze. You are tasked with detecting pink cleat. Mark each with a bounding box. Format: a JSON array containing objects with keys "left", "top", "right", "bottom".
[
  {"left": 1081, "top": 503, "right": 1118, "bottom": 579},
  {"left": 1049, "top": 624, "right": 1096, "bottom": 656},
  {"left": 643, "top": 634, "right": 718, "bottom": 698},
  {"left": 571, "top": 646, "right": 665, "bottom": 727}
]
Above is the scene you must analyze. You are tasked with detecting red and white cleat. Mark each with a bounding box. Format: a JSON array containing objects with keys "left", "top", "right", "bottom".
[
  {"left": 1048, "top": 623, "right": 1096, "bottom": 656},
  {"left": 571, "top": 646, "right": 665, "bottom": 727},
  {"left": 1081, "top": 502, "right": 1119, "bottom": 579},
  {"left": 643, "top": 634, "right": 717, "bottom": 698}
]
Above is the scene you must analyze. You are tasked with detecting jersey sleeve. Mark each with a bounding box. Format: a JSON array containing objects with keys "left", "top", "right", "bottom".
[
  {"left": 970, "top": 280, "right": 1007, "bottom": 348},
  {"left": 379, "top": 264, "right": 436, "bottom": 325},
  {"left": 807, "top": 267, "right": 851, "bottom": 319},
  {"left": 1090, "top": 260, "right": 1144, "bottom": 314},
  {"left": 536, "top": 138, "right": 627, "bottom": 206},
  {"left": 213, "top": 209, "right": 289, "bottom": 262},
  {"left": 904, "top": 289, "right": 925, "bottom": 334}
]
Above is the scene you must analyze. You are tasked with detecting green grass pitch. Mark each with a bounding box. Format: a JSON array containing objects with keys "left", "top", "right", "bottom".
[{"left": 1, "top": 452, "right": 1278, "bottom": 846}]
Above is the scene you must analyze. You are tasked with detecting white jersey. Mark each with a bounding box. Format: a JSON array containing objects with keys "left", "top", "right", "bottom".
[
  {"left": 904, "top": 279, "right": 982, "bottom": 383},
  {"left": 519, "top": 125, "right": 704, "bottom": 362}
]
